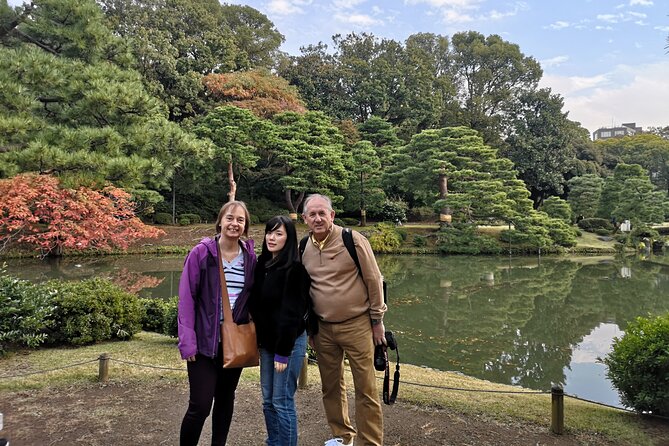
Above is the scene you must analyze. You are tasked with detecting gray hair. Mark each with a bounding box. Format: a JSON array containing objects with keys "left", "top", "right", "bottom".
[{"left": 302, "top": 194, "right": 333, "bottom": 214}]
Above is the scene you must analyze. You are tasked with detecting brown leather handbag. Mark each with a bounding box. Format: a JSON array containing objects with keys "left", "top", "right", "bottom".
[{"left": 217, "top": 250, "right": 259, "bottom": 369}]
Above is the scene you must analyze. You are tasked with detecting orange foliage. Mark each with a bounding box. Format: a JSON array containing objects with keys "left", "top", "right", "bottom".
[
  {"left": 202, "top": 70, "right": 306, "bottom": 118},
  {"left": 109, "top": 268, "right": 165, "bottom": 294},
  {"left": 0, "top": 174, "right": 164, "bottom": 256}
]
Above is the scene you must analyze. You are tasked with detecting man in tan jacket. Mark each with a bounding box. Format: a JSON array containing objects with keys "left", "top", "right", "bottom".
[{"left": 301, "top": 194, "right": 387, "bottom": 446}]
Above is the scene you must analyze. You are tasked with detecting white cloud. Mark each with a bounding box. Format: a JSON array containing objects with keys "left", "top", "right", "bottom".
[
  {"left": 335, "top": 13, "right": 383, "bottom": 27},
  {"left": 628, "top": 11, "right": 647, "bottom": 19},
  {"left": 542, "top": 61, "right": 669, "bottom": 132},
  {"left": 404, "top": 0, "right": 482, "bottom": 7},
  {"left": 440, "top": 9, "right": 474, "bottom": 23},
  {"left": 332, "top": 0, "right": 366, "bottom": 9},
  {"left": 595, "top": 25, "right": 613, "bottom": 30},
  {"left": 540, "top": 55, "right": 569, "bottom": 68},
  {"left": 654, "top": 25, "right": 669, "bottom": 32},
  {"left": 629, "top": 0, "right": 653, "bottom": 6},
  {"left": 597, "top": 13, "right": 622, "bottom": 24},
  {"left": 548, "top": 21, "right": 570, "bottom": 30},
  {"left": 267, "top": 0, "right": 306, "bottom": 15}
]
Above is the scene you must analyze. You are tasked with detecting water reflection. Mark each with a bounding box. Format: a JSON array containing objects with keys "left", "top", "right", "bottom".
[{"left": 5, "top": 253, "right": 669, "bottom": 407}]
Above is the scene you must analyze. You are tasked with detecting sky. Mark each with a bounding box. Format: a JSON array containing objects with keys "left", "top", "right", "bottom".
[
  {"left": 219, "top": 0, "right": 669, "bottom": 135},
  {"left": 7, "top": 0, "right": 669, "bottom": 134}
]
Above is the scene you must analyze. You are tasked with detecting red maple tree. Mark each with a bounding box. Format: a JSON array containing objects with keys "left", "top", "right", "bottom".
[{"left": 0, "top": 174, "right": 164, "bottom": 256}]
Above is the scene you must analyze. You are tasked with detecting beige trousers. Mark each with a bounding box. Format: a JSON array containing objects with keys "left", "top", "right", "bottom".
[{"left": 314, "top": 313, "right": 383, "bottom": 446}]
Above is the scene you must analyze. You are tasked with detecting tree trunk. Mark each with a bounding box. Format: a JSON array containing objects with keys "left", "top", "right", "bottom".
[
  {"left": 438, "top": 174, "right": 451, "bottom": 224},
  {"left": 172, "top": 175, "right": 176, "bottom": 225},
  {"left": 227, "top": 161, "right": 237, "bottom": 202},
  {"left": 360, "top": 172, "right": 366, "bottom": 226},
  {"left": 285, "top": 189, "right": 296, "bottom": 214}
]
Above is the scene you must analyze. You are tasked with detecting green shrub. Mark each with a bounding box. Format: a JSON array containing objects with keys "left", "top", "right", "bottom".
[
  {"left": 47, "top": 278, "right": 142, "bottom": 345},
  {"left": 341, "top": 217, "right": 360, "bottom": 226},
  {"left": 333, "top": 218, "right": 346, "bottom": 227},
  {"left": 541, "top": 197, "right": 573, "bottom": 223},
  {"left": 178, "top": 216, "right": 190, "bottom": 225},
  {"left": 0, "top": 275, "right": 56, "bottom": 354},
  {"left": 179, "top": 213, "right": 202, "bottom": 224},
  {"left": 602, "top": 314, "right": 669, "bottom": 415},
  {"left": 139, "top": 297, "right": 169, "bottom": 333},
  {"left": 578, "top": 218, "right": 612, "bottom": 233},
  {"left": 374, "top": 199, "right": 407, "bottom": 223},
  {"left": 369, "top": 223, "right": 402, "bottom": 253},
  {"left": 630, "top": 225, "right": 659, "bottom": 240},
  {"left": 594, "top": 228, "right": 612, "bottom": 236},
  {"left": 437, "top": 223, "right": 502, "bottom": 255},
  {"left": 412, "top": 235, "right": 428, "bottom": 247},
  {"left": 154, "top": 212, "right": 173, "bottom": 225},
  {"left": 163, "top": 296, "right": 179, "bottom": 338}
]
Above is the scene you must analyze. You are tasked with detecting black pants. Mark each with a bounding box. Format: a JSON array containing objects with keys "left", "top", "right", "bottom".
[{"left": 180, "top": 344, "right": 243, "bottom": 446}]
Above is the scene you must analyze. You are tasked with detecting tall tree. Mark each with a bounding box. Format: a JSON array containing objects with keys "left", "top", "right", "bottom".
[
  {"left": 220, "top": 4, "right": 284, "bottom": 69},
  {"left": 567, "top": 174, "right": 604, "bottom": 220},
  {"left": 271, "top": 111, "right": 350, "bottom": 214},
  {"left": 596, "top": 133, "right": 669, "bottom": 194},
  {"left": 193, "top": 106, "right": 273, "bottom": 202},
  {"left": 202, "top": 69, "right": 305, "bottom": 118},
  {"left": 0, "top": 0, "right": 209, "bottom": 210},
  {"left": 449, "top": 31, "right": 542, "bottom": 146},
  {"left": 503, "top": 88, "right": 575, "bottom": 207},
  {"left": 357, "top": 116, "right": 402, "bottom": 166},
  {"left": 398, "top": 33, "right": 458, "bottom": 139},
  {"left": 386, "top": 126, "right": 533, "bottom": 222},
  {"left": 350, "top": 140, "right": 381, "bottom": 226},
  {"left": 101, "top": 0, "right": 283, "bottom": 121},
  {"left": 277, "top": 42, "right": 352, "bottom": 120}
]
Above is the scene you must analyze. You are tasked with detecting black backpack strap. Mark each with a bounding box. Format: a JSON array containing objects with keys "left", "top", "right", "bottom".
[
  {"left": 299, "top": 235, "right": 309, "bottom": 260},
  {"left": 342, "top": 228, "right": 362, "bottom": 276}
]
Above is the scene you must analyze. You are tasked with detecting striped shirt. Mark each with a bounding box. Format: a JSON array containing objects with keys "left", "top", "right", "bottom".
[{"left": 222, "top": 249, "right": 245, "bottom": 319}]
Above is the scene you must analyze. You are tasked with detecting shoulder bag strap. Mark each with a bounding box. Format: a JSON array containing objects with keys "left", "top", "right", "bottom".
[{"left": 217, "top": 241, "right": 233, "bottom": 322}]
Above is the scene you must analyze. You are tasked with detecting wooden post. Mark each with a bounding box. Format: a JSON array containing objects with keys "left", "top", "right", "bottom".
[
  {"left": 551, "top": 385, "right": 564, "bottom": 435},
  {"left": 98, "top": 353, "right": 109, "bottom": 383},
  {"left": 298, "top": 354, "right": 308, "bottom": 389}
]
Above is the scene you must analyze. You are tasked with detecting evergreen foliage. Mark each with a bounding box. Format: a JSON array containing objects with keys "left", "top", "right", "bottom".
[{"left": 603, "top": 314, "right": 669, "bottom": 415}]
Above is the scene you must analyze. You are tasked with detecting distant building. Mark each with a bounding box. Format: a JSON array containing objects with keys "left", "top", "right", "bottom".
[{"left": 592, "top": 122, "right": 642, "bottom": 141}]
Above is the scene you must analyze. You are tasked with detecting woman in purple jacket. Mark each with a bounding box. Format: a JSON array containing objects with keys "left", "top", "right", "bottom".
[{"left": 177, "top": 201, "right": 257, "bottom": 446}]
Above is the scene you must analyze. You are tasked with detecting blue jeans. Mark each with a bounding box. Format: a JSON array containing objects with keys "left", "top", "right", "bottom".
[{"left": 260, "top": 331, "right": 307, "bottom": 446}]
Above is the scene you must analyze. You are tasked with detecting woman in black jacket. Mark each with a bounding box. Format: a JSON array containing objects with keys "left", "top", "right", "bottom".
[{"left": 250, "top": 215, "right": 311, "bottom": 446}]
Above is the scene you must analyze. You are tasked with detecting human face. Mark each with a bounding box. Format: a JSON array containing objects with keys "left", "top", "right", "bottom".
[
  {"left": 265, "top": 224, "right": 287, "bottom": 257},
  {"left": 221, "top": 205, "right": 246, "bottom": 241},
  {"left": 303, "top": 197, "right": 335, "bottom": 241}
]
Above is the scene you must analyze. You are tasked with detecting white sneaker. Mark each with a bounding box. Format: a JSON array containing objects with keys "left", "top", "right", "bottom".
[{"left": 324, "top": 438, "right": 352, "bottom": 446}]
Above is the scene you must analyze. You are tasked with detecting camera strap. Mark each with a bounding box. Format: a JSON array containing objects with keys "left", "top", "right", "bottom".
[{"left": 383, "top": 345, "right": 400, "bottom": 405}]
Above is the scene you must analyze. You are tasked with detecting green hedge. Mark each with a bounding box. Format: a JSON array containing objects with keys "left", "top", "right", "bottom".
[
  {"left": 47, "top": 279, "right": 143, "bottom": 345},
  {"left": 0, "top": 276, "right": 56, "bottom": 355},
  {"left": 0, "top": 276, "right": 143, "bottom": 353},
  {"left": 577, "top": 218, "right": 612, "bottom": 233},
  {"left": 139, "top": 296, "right": 178, "bottom": 337}
]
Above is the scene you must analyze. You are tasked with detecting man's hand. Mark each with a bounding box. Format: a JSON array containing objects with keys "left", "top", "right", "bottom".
[
  {"left": 372, "top": 321, "right": 386, "bottom": 346},
  {"left": 308, "top": 335, "right": 316, "bottom": 351}
]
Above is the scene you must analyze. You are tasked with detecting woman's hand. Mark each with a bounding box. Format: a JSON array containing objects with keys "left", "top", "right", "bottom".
[
  {"left": 274, "top": 361, "right": 287, "bottom": 372},
  {"left": 186, "top": 355, "right": 196, "bottom": 362}
]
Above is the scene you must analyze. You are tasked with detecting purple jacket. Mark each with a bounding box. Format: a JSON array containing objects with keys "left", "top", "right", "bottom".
[{"left": 177, "top": 236, "right": 257, "bottom": 360}]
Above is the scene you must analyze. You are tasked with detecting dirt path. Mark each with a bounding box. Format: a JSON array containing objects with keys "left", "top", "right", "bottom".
[{"left": 1, "top": 378, "right": 623, "bottom": 446}]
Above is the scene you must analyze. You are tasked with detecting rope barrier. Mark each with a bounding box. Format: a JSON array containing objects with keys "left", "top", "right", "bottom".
[
  {"left": 108, "top": 357, "right": 185, "bottom": 372},
  {"left": 3, "top": 353, "right": 667, "bottom": 422},
  {"left": 0, "top": 358, "right": 98, "bottom": 379}
]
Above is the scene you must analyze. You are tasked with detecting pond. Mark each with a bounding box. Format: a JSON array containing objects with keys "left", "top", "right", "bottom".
[{"left": 5, "top": 253, "right": 669, "bottom": 409}]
